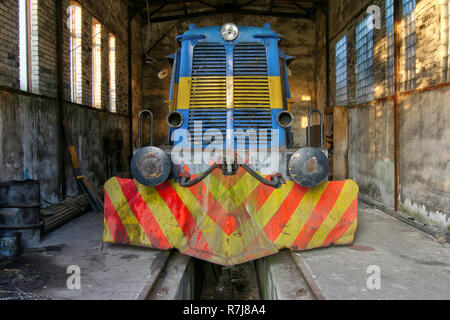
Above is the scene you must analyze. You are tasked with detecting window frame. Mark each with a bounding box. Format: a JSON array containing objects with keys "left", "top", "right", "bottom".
[
  {"left": 19, "top": 0, "right": 32, "bottom": 92},
  {"left": 92, "top": 19, "right": 102, "bottom": 109},
  {"left": 386, "top": 0, "right": 395, "bottom": 94},
  {"left": 109, "top": 33, "right": 117, "bottom": 113},
  {"left": 336, "top": 35, "right": 348, "bottom": 106},
  {"left": 356, "top": 14, "right": 374, "bottom": 104},
  {"left": 442, "top": 0, "right": 450, "bottom": 82},
  {"left": 69, "top": 1, "right": 83, "bottom": 104},
  {"left": 402, "top": 0, "right": 417, "bottom": 91}
]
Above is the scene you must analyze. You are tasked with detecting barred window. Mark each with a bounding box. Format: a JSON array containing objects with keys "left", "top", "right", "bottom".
[
  {"left": 386, "top": 0, "right": 395, "bottom": 94},
  {"left": 109, "top": 34, "right": 117, "bottom": 113},
  {"left": 356, "top": 14, "right": 374, "bottom": 103},
  {"left": 442, "top": 0, "right": 450, "bottom": 82},
  {"left": 403, "top": 0, "right": 416, "bottom": 90},
  {"left": 69, "top": 2, "right": 82, "bottom": 104},
  {"left": 336, "top": 36, "right": 348, "bottom": 105},
  {"left": 92, "top": 20, "right": 102, "bottom": 109}
]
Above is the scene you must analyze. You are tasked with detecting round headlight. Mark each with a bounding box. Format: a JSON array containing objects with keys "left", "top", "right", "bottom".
[{"left": 221, "top": 23, "right": 239, "bottom": 41}]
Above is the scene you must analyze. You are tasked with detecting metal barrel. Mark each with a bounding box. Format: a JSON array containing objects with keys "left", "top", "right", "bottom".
[{"left": 0, "top": 180, "right": 41, "bottom": 249}]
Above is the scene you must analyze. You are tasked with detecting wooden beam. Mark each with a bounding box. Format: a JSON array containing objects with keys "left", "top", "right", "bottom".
[
  {"left": 145, "top": 8, "right": 311, "bottom": 23},
  {"left": 333, "top": 106, "right": 349, "bottom": 181}
]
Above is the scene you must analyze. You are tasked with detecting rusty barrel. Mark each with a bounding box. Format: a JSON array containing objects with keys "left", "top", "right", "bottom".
[{"left": 0, "top": 180, "right": 41, "bottom": 251}]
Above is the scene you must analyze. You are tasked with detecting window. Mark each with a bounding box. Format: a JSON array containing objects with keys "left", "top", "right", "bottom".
[
  {"left": 109, "top": 34, "right": 116, "bottom": 112},
  {"left": 19, "top": 0, "right": 32, "bottom": 91},
  {"left": 442, "top": 0, "right": 450, "bottom": 82},
  {"left": 356, "top": 14, "right": 374, "bottom": 103},
  {"left": 92, "top": 20, "right": 102, "bottom": 108},
  {"left": 336, "top": 36, "right": 348, "bottom": 105},
  {"left": 386, "top": 0, "right": 395, "bottom": 94},
  {"left": 403, "top": 0, "right": 416, "bottom": 90},
  {"left": 69, "top": 3, "right": 82, "bottom": 104}
]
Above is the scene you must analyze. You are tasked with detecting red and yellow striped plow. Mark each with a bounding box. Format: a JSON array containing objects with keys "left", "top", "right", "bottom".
[{"left": 103, "top": 168, "right": 359, "bottom": 266}]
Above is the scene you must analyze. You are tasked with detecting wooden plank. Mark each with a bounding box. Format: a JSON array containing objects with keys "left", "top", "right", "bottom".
[{"left": 333, "top": 105, "right": 348, "bottom": 180}]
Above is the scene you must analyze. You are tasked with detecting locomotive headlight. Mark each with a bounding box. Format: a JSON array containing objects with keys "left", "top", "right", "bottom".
[{"left": 221, "top": 23, "right": 239, "bottom": 41}]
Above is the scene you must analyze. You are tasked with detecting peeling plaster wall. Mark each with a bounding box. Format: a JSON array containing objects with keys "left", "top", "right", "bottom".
[
  {"left": 142, "top": 15, "right": 316, "bottom": 147},
  {"left": 0, "top": 89, "right": 130, "bottom": 202},
  {"left": 399, "top": 87, "right": 450, "bottom": 228},
  {"left": 348, "top": 101, "right": 395, "bottom": 208}
]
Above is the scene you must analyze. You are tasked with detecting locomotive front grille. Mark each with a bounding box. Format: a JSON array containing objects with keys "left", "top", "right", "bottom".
[{"left": 188, "top": 42, "right": 273, "bottom": 150}]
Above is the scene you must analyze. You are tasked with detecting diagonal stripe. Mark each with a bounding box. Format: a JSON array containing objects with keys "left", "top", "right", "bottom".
[
  {"left": 117, "top": 179, "right": 171, "bottom": 250},
  {"left": 171, "top": 181, "right": 227, "bottom": 257},
  {"left": 264, "top": 185, "right": 308, "bottom": 242},
  {"left": 334, "top": 218, "right": 358, "bottom": 245},
  {"left": 155, "top": 182, "right": 210, "bottom": 252},
  {"left": 255, "top": 181, "right": 295, "bottom": 228},
  {"left": 323, "top": 198, "right": 358, "bottom": 246},
  {"left": 104, "top": 190, "right": 130, "bottom": 244},
  {"left": 227, "top": 182, "right": 285, "bottom": 256},
  {"left": 136, "top": 182, "right": 185, "bottom": 248},
  {"left": 211, "top": 167, "right": 247, "bottom": 188},
  {"left": 103, "top": 218, "right": 114, "bottom": 243},
  {"left": 188, "top": 179, "right": 232, "bottom": 235},
  {"left": 274, "top": 182, "right": 329, "bottom": 247},
  {"left": 307, "top": 181, "right": 358, "bottom": 249},
  {"left": 106, "top": 179, "right": 149, "bottom": 245},
  {"left": 290, "top": 181, "right": 346, "bottom": 250}
]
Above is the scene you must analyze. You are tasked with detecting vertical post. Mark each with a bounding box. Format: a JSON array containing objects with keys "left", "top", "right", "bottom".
[
  {"left": 393, "top": 0, "right": 401, "bottom": 211},
  {"left": 56, "top": 0, "right": 66, "bottom": 199},
  {"left": 128, "top": 5, "right": 134, "bottom": 158},
  {"left": 325, "top": 5, "right": 330, "bottom": 108},
  {"left": 333, "top": 106, "right": 348, "bottom": 181}
]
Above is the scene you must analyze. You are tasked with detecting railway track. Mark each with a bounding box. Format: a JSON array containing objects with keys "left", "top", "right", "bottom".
[{"left": 137, "top": 250, "right": 326, "bottom": 301}]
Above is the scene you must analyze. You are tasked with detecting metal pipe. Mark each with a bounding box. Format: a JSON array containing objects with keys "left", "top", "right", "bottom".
[{"left": 138, "top": 110, "right": 154, "bottom": 148}]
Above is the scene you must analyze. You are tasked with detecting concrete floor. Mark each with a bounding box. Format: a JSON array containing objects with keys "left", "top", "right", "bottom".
[
  {"left": 0, "top": 212, "right": 170, "bottom": 300},
  {"left": 1, "top": 201, "right": 449, "bottom": 300},
  {"left": 297, "top": 202, "right": 450, "bottom": 300}
]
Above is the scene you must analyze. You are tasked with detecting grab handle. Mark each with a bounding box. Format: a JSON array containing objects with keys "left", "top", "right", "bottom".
[
  {"left": 138, "top": 110, "right": 154, "bottom": 148},
  {"left": 307, "top": 109, "right": 324, "bottom": 149}
]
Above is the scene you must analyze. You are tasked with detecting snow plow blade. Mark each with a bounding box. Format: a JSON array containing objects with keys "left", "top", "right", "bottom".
[{"left": 103, "top": 168, "right": 359, "bottom": 266}]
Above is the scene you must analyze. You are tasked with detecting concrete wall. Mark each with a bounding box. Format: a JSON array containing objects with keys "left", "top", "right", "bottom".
[
  {"left": 349, "top": 101, "right": 395, "bottom": 207},
  {"left": 141, "top": 15, "right": 317, "bottom": 147},
  {"left": 399, "top": 87, "right": 450, "bottom": 228},
  {"left": 0, "top": 89, "right": 130, "bottom": 203}
]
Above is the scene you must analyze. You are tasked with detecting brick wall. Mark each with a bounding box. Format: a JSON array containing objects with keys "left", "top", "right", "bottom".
[
  {"left": 328, "top": 0, "right": 449, "bottom": 106},
  {"left": 0, "top": 0, "right": 20, "bottom": 89},
  {"left": 0, "top": 0, "right": 130, "bottom": 115}
]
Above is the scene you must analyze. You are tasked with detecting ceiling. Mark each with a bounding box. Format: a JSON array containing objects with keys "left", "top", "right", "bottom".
[{"left": 128, "top": 0, "right": 328, "bottom": 23}]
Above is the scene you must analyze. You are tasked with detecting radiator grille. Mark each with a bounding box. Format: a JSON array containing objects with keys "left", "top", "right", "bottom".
[
  {"left": 233, "top": 43, "right": 270, "bottom": 109},
  {"left": 190, "top": 43, "right": 227, "bottom": 147},
  {"left": 233, "top": 43, "right": 272, "bottom": 148}
]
